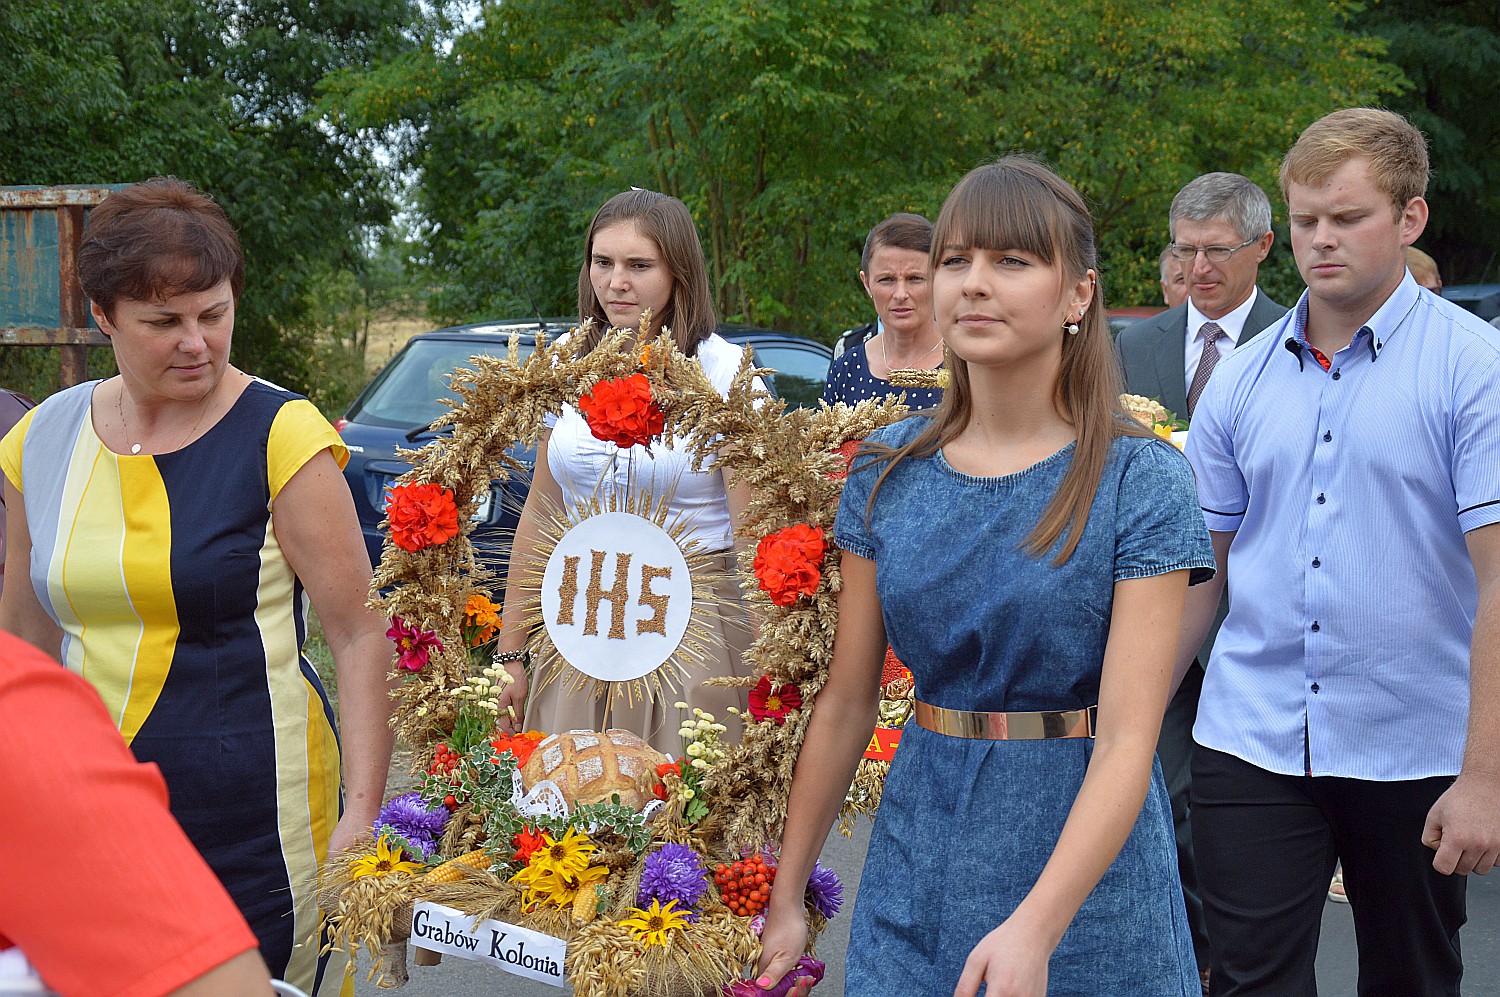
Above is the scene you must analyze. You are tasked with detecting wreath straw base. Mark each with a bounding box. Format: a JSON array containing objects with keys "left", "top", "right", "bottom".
[{"left": 330, "top": 322, "right": 909, "bottom": 994}]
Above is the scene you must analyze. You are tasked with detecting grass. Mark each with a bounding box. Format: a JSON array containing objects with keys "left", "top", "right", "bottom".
[{"left": 305, "top": 609, "right": 339, "bottom": 712}]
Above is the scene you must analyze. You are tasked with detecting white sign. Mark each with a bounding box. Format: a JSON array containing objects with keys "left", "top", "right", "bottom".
[
  {"left": 541, "top": 511, "right": 692, "bottom": 681},
  {"left": 410, "top": 902, "right": 568, "bottom": 987}
]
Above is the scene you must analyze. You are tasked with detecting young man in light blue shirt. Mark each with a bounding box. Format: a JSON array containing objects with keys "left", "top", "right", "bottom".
[{"left": 1178, "top": 108, "right": 1500, "bottom": 995}]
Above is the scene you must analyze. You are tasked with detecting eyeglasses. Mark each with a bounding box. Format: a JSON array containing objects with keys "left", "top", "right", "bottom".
[{"left": 1168, "top": 236, "right": 1260, "bottom": 263}]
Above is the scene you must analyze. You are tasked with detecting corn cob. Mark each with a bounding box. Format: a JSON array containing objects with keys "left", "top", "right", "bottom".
[
  {"left": 571, "top": 883, "right": 599, "bottom": 924},
  {"left": 424, "top": 849, "right": 491, "bottom": 883}
]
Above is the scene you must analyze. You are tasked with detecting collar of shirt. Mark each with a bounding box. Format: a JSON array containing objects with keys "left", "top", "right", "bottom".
[
  {"left": 1187, "top": 287, "right": 1259, "bottom": 348},
  {"left": 1185, "top": 289, "right": 1259, "bottom": 386},
  {"left": 1282, "top": 271, "right": 1421, "bottom": 370}
]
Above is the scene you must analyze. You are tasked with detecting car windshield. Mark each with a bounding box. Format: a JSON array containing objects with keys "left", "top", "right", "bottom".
[
  {"left": 745, "top": 344, "right": 828, "bottom": 409},
  {"left": 347, "top": 338, "right": 535, "bottom": 429}
]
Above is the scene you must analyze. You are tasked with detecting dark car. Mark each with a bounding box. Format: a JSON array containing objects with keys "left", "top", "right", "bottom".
[
  {"left": 1107, "top": 306, "right": 1163, "bottom": 338},
  {"left": 1441, "top": 284, "right": 1500, "bottom": 321},
  {"left": 337, "top": 320, "right": 832, "bottom": 571}
]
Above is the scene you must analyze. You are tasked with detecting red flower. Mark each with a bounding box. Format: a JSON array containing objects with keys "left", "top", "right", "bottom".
[
  {"left": 512, "top": 825, "right": 547, "bottom": 864},
  {"left": 490, "top": 730, "right": 546, "bottom": 767},
  {"left": 753, "top": 524, "right": 826, "bottom": 606},
  {"left": 577, "top": 373, "right": 665, "bottom": 448},
  {"left": 386, "top": 482, "right": 462, "bottom": 552},
  {"left": 652, "top": 759, "right": 683, "bottom": 800},
  {"left": 386, "top": 617, "right": 443, "bottom": 672},
  {"left": 748, "top": 675, "right": 803, "bottom": 725}
]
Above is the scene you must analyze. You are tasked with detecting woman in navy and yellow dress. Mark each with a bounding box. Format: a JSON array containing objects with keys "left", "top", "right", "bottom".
[{"left": 0, "top": 179, "right": 393, "bottom": 995}]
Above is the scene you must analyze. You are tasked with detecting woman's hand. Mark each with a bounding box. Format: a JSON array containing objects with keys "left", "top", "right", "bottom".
[
  {"left": 751, "top": 899, "right": 809, "bottom": 992},
  {"left": 326, "top": 810, "right": 371, "bottom": 859},
  {"left": 495, "top": 660, "right": 528, "bottom": 732},
  {"left": 953, "top": 916, "right": 1052, "bottom": 997}
]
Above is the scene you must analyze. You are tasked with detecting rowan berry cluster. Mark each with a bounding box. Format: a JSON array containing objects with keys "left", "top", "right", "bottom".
[{"left": 714, "top": 855, "right": 776, "bottom": 916}]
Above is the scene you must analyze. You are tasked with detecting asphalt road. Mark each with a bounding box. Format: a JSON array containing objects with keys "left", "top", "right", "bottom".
[{"left": 353, "top": 819, "right": 1500, "bottom": 995}]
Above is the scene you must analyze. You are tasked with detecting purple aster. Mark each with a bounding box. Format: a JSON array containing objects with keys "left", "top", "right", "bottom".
[
  {"left": 805, "top": 860, "right": 843, "bottom": 918},
  {"left": 638, "top": 842, "right": 709, "bottom": 918},
  {"left": 374, "top": 792, "right": 450, "bottom": 858}
]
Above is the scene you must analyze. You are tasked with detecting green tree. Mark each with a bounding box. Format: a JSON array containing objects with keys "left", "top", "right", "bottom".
[
  {"left": 321, "top": 0, "right": 1401, "bottom": 337},
  {"left": 1352, "top": 0, "right": 1500, "bottom": 285},
  {"left": 1, "top": 0, "right": 420, "bottom": 395}
]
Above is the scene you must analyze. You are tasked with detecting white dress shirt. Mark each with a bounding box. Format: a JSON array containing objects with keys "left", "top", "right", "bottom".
[{"left": 1183, "top": 289, "right": 1260, "bottom": 396}]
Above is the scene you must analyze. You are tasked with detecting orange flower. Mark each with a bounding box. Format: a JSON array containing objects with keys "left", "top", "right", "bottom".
[
  {"left": 577, "top": 373, "right": 665, "bottom": 448},
  {"left": 753, "top": 523, "right": 826, "bottom": 606},
  {"left": 652, "top": 759, "right": 683, "bottom": 801},
  {"left": 826, "top": 439, "right": 862, "bottom": 481},
  {"left": 463, "top": 593, "right": 502, "bottom": 646},
  {"left": 512, "top": 825, "right": 548, "bottom": 864},
  {"left": 491, "top": 730, "right": 546, "bottom": 767},
  {"left": 386, "top": 482, "right": 462, "bottom": 552}
]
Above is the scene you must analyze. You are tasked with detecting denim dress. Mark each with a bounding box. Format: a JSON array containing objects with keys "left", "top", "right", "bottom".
[{"left": 833, "top": 417, "right": 1214, "bottom": 996}]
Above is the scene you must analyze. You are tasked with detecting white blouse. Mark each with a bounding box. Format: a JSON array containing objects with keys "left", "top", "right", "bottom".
[{"left": 546, "top": 334, "right": 755, "bottom": 552}]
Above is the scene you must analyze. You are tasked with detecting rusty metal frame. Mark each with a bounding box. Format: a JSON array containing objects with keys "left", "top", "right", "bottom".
[{"left": 1, "top": 185, "right": 115, "bottom": 387}]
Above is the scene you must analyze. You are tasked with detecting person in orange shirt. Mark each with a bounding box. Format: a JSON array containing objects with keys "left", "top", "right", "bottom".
[{"left": 0, "top": 630, "right": 272, "bottom": 996}]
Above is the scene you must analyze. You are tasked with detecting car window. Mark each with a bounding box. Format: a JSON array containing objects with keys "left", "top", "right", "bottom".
[
  {"left": 348, "top": 339, "right": 535, "bottom": 429},
  {"left": 746, "top": 344, "right": 830, "bottom": 409}
]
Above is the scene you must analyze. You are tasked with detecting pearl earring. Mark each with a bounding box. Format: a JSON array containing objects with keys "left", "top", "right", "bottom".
[{"left": 1065, "top": 320, "right": 1080, "bottom": 336}]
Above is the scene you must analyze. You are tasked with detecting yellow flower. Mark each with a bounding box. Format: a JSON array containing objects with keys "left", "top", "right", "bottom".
[
  {"left": 348, "top": 835, "right": 423, "bottom": 879},
  {"left": 511, "top": 860, "right": 609, "bottom": 908},
  {"left": 530, "top": 827, "right": 596, "bottom": 878},
  {"left": 620, "top": 898, "right": 691, "bottom": 948}
]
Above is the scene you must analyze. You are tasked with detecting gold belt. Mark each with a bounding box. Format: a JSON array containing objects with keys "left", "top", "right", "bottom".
[{"left": 913, "top": 700, "right": 1096, "bottom": 740}]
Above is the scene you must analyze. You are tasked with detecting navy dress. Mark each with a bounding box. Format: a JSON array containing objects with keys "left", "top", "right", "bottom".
[
  {"left": 833, "top": 417, "right": 1214, "bottom": 996},
  {"left": 821, "top": 342, "right": 945, "bottom": 409}
]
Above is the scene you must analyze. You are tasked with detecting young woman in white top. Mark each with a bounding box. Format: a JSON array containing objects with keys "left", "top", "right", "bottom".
[{"left": 493, "top": 189, "right": 755, "bottom": 750}]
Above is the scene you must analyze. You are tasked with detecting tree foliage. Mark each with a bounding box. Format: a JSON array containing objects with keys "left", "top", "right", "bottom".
[
  {"left": 1351, "top": 0, "right": 1500, "bottom": 284},
  {"left": 321, "top": 0, "right": 1400, "bottom": 336},
  {"left": 1, "top": 0, "right": 419, "bottom": 393}
]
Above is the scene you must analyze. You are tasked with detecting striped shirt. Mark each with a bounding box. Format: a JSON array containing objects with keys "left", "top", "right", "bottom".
[{"left": 1186, "top": 274, "right": 1500, "bottom": 780}]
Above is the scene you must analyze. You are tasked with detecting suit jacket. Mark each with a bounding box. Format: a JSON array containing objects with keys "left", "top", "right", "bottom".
[
  {"left": 1116, "top": 289, "right": 1287, "bottom": 668},
  {"left": 1116, "top": 291, "right": 1289, "bottom": 419}
]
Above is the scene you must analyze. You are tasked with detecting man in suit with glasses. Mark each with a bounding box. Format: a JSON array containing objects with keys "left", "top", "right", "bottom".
[{"left": 1117, "top": 171, "right": 1288, "bottom": 993}]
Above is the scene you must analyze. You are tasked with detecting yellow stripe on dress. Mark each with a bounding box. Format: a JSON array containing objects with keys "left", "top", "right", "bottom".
[
  {"left": 254, "top": 508, "right": 328, "bottom": 991},
  {"left": 50, "top": 440, "right": 178, "bottom": 742},
  {"left": 116, "top": 455, "right": 179, "bottom": 742}
]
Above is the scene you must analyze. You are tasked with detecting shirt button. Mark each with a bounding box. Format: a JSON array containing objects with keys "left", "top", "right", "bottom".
[
  {"left": 1311, "top": 621, "right": 1321, "bottom": 632},
  {"left": 1317, "top": 493, "right": 1326, "bottom": 504},
  {"left": 1312, "top": 557, "right": 1321, "bottom": 568},
  {"left": 1332, "top": 370, "right": 1341, "bottom": 380},
  {"left": 1323, "top": 430, "right": 1332, "bottom": 442},
  {"left": 1312, "top": 682, "right": 1321, "bottom": 693}
]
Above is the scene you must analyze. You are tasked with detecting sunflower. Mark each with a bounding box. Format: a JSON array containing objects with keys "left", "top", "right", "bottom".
[
  {"left": 512, "top": 862, "right": 609, "bottom": 908},
  {"left": 348, "top": 835, "right": 423, "bottom": 879},
  {"left": 530, "top": 827, "right": 596, "bottom": 878},
  {"left": 621, "top": 898, "right": 692, "bottom": 948}
]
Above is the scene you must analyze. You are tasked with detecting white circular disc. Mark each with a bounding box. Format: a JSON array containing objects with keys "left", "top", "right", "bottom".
[{"left": 540, "top": 512, "right": 693, "bottom": 682}]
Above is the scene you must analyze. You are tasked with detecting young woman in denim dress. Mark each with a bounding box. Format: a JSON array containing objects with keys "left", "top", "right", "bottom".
[{"left": 755, "top": 158, "right": 1215, "bottom": 997}]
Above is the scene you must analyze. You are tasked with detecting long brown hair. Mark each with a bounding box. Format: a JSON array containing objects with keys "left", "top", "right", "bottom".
[
  {"left": 575, "top": 189, "right": 717, "bottom": 356},
  {"left": 867, "top": 157, "right": 1150, "bottom": 565}
]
